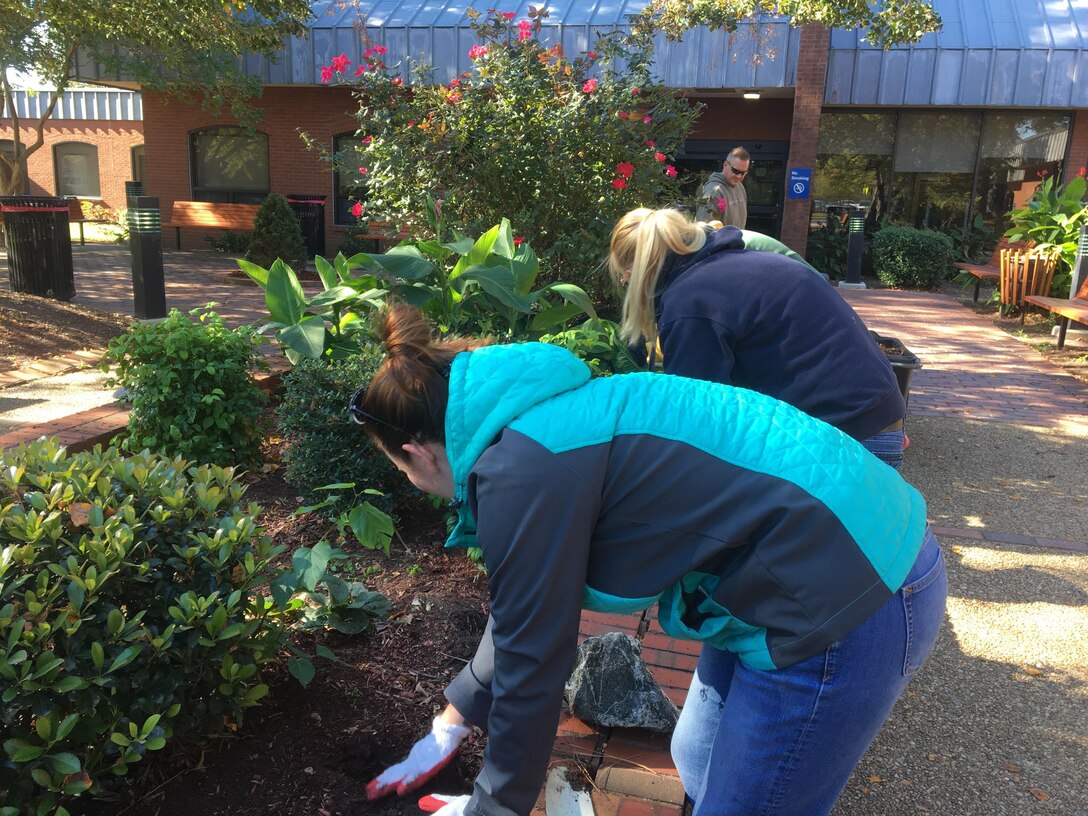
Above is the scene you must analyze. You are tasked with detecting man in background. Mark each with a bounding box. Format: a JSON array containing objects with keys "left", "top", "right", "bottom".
[{"left": 695, "top": 146, "right": 749, "bottom": 228}]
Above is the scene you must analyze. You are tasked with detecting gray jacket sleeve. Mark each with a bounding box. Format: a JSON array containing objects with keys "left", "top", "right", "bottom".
[
  {"left": 445, "top": 616, "right": 495, "bottom": 728},
  {"left": 463, "top": 431, "right": 598, "bottom": 816}
]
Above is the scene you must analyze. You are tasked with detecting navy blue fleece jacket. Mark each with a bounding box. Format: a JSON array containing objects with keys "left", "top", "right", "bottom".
[{"left": 654, "top": 226, "right": 905, "bottom": 441}]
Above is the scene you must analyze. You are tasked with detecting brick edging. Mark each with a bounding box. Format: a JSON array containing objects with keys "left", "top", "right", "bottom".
[{"left": 0, "top": 348, "right": 108, "bottom": 388}]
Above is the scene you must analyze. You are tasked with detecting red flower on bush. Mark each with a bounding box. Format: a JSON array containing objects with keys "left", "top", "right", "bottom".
[
  {"left": 646, "top": 140, "right": 656, "bottom": 148},
  {"left": 331, "top": 53, "right": 351, "bottom": 73},
  {"left": 450, "top": 79, "right": 461, "bottom": 87},
  {"left": 618, "top": 111, "right": 628, "bottom": 119},
  {"left": 361, "top": 135, "right": 372, "bottom": 144},
  {"left": 448, "top": 92, "right": 463, "bottom": 104},
  {"left": 586, "top": 51, "right": 599, "bottom": 59},
  {"left": 513, "top": 236, "right": 524, "bottom": 246},
  {"left": 392, "top": 77, "right": 404, "bottom": 86},
  {"left": 616, "top": 162, "right": 635, "bottom": 179},
  {"left": 359, "top": 167, "right": 368, "bottom": 175},
  {"left": 1079, "top": 166, "right": 1087, "bottom": 177},
  {"left": 502, "top": 11, "right": 516, "bottom": 20},
  {"left": 320, "top": 65, "right": 334, "bottom": 83},
  {"left": 469, "top": 45, "right": 489, "bottom": 59},
  {"left": 373, "top": 45, "right": 388, "bottom": 56},
  {"left": 611, "top": 178, "right": 628, "bottom": 190},
  {"left": 351, "top": 202, "right": 363, "bottom": 219},
  {"left": 631, "top": 87, "right": 641, "bottom": 95},
  {"left": 665, "top": 165, "right": 677, "bottom": 177},
  {"left": 715, "top": 197, "right": 727, "bottom": 213},
  {"left": 517, "top": 20, "right": 532, "bottom": 41},
  {"left": 582, "top": 78, "right": 598, "bottom": 93},
  {"left": 654, "top": 152, "right": 666, "bottom": 162},
  {"left": 354, "top": 64, "right": 367, "bottom": 76},
  {"left": 643, "top": 115, "right": 652, "bottom": 124}
]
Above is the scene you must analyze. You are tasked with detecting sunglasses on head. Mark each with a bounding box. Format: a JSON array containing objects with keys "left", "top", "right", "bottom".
[
  {"left": 727, "top": 163, "right": 748, "bottom": 178},
  {"left": 348, "top": 386, "right": 410, "bottom": 435}
]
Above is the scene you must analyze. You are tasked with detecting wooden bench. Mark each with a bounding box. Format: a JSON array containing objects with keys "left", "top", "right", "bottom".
[
  {"left": 67, "top": 199, "right": 110, "bottom": 245},
  {"left": 955, "top": 237, "right": 1030, "bottom": 302},
  {"left": 350, "top": 220, "right": 410, "bottom": 253},
  {"left": 163, "top": 200, "right": 260, "bottom": 250},
  {"left": 1024, "top": 275, "right": 1088, "bottom": 348}
]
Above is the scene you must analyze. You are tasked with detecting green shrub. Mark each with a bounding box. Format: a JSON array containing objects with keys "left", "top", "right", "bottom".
[
  {"left": 276, "top": 347, "right": 397, "bottom": 507},
  {"left": 207, "top": 230, "right": 252, "bottom": 254},
  {"left": 335, "top": 234, "right": 381, "bottom": 258},
  {"left": 539, "top": 318, "right": 643, "bottom": 377},
  {"left": 871, "top": 226, "right": 955, "bottom": 289},
  {"left": 246, "top": 193, "right": 306, "bottom": 269},
  {"left": 101, "top": 307, "right": 267, "bottom": 467},
  {"left": 0, "top": 440, "right": 292, "bottom": 816}
]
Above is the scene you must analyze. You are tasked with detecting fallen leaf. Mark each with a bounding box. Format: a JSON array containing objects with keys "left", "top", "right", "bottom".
[
  {"left": 1024, "top": 667, "right": 1043, "bottom": 677},
  {"left": 1003, "top": 762, "right": 1022, "bottom": 773},
  {"left": 1030, "top": 787, "right": 1050, "bottom": 801},
  {"left": 1009, "top": 494, "right": 1021, "bottom": 501},
  {"left": 68, "top": 502, "right": 93, "bottom": 528},
  {"left": 868, "top": 775, "right": 884, "bottom": 783}
]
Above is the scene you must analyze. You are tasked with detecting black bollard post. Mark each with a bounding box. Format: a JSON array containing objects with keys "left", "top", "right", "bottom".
[
  {"left": 127, "top": 196, "right": 167, "bottom": 319},
  {"left": 838, "top": 215, "right": 867, "bottom": 290}
]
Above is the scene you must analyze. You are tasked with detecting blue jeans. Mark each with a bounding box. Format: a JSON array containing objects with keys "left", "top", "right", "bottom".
[
  {"left": 671, "top": 528, "right": 945, "bottom": 816},
  {"left": 863, "top": 428, "right": 905, "bottom": 469}
]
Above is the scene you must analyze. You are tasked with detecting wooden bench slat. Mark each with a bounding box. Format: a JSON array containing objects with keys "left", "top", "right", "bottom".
[
  {"left": 1023, "top": 276, "right": 1088, "bottom": 349},
  {"left": 163, "top": 201, "right": 261, "bottom": 249},
  {"left": 955, "top": 238, "right": 1031, "bottom": 302}
]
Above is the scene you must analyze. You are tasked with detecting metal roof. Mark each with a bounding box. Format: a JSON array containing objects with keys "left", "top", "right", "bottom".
[
  {"left": 248, "top": 1, "right": 799, "bottom": 89},
  {"left": 826, "top": 0, "right": 1088, "bottom": 107},
  {"left": 2, "top": 88, "right": 143, "bottom": 121}
]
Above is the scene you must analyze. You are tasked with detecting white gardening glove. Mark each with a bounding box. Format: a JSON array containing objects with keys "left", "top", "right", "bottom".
[
  {"left": 418, "top": 793, "right": 472, "bottom": 816},
  {"left": 366, "top": 717, "right": 470, "bottom": 800}
]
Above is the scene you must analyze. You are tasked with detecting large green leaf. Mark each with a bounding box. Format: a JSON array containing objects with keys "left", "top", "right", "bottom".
[
  {"left": 530, "top": 303, "right": 586, "bottom": 332},
  {"left": 462, "top": 268, "right": 534, "bottom": 313},
  {"left": 314, "top": 256, "right": 338, "bottom": 290},
  {"left": 510, "top": 243, "right": 540, "bottom": 295},
  {"left": 236, "top": 259, "right": 269, "bottom": 287},
  {"left": 376, "top": 247, "right": 438, "bottom": 281},
  {"left": 265, "top": 259, "right": 306, "bottom": 326},
  {"left": 392, "top": 282, "right": 441, "bottom": 308},
  {"left": 278, "top": 317, "right": 327, "bottom": 359},
  {"left": 345, "top": 502, "right": 394, "bottom": 553},
  {"left": 292, "top": 541, "right": 333, "bottom": 592},
  {"left": 540, "top": 283, "right": 597, "bottom": 319},
  {"left": 491, "top": 218, "right": 516, "bottom": 260},
  {"left": 451, "top": 223, "right": 501, "bottom": 280},
  {"left": 307, "top": 286, "right": 361, "bottom": 310}
]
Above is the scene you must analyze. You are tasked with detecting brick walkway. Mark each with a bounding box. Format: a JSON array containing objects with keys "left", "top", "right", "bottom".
[{"left": 4, "top": 249, "right": 1088, "bottom": 813}]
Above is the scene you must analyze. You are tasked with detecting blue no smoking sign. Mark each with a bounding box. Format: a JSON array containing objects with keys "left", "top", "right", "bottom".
[{"left": 788, "top": 168, "right": 811, "bottom": 200}]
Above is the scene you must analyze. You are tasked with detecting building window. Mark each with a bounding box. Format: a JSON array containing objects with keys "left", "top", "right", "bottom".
[
  {"left": 333, "top": 133, "right": 366, "bottom": 224},
  {"left": 812, "top": 113, "right": 896, "bottom": 230},
  {"left": 132, "top": 145, "right": 146, "bottom": 185},
  {"left": 189, "top": 127, "right": 269, "bottom": 204},
  {"left": 54, "top": 142, "right": 101, "bottom": 198}
]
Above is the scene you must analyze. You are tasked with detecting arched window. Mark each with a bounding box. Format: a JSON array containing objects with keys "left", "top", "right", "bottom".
[
  {"left": 189, "top": 127, "right": 269, "bottom": 203},
  {"left": 54, "top": 142, "right": 101, "bottom": 197},
  {"left": 333, "top": 132, "right": 366, "bottom": 224}
]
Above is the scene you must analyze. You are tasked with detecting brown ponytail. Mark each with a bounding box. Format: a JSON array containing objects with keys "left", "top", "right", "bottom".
[{"left": 358, "top": 305, "right": 482, "bottom": 461}]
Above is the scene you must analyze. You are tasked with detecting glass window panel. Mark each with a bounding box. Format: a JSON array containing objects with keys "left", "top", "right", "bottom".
[
  {"left": 811, "top": 113, "right": 896, "bottom": 231},
  {"left": 889, "top": 171, "right": 974, "bottom": 230},
  {"left": 893, "top": 112, "right": 981, "bottom": 173},
  {"left": 333, "top": 134, "right": 367, "bottom": 224},
  {"left": 54, "top": 143, "right": 101, "bottom": 197},
  {"left": 816, "top": 112, "right": 896, "bottom": 157},
  {"left": 190, "top": 128, "right": 269, "bottom": 199}
]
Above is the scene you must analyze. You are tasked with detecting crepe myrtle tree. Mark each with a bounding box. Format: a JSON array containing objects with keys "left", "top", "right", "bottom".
[
  {"left": 0, "top": 0, "right": 312, "bottom": 195},
  {"left": 320, "top": 7, "right": 700, "bottom": 270},
  {"left": 632, "top": 0, "right": 942, "bottom": 47}
]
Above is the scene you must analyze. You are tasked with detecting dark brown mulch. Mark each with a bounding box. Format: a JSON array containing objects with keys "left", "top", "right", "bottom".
[
  {"left": 73, "top": 461, "right": 490, "bottom": 816},
  {"left": 0, "top": 290, "right": 131, "bottom": 372}
]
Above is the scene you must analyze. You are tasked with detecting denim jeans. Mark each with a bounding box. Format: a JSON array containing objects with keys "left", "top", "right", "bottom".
[
  {"left": 863, "top": 428, "right": 906, "bottom": 470},
  {"left": 671, "top": 528, "right": 946, "bottom": 816}
]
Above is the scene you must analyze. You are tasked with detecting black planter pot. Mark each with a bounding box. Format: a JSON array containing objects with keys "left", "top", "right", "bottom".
[{"left": 870, "top": 331, "right": 922, "bottom": 409}]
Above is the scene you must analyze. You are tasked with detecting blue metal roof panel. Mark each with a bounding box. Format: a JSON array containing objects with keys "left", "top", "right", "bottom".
[
  {"left": 824, "top": 0, "right": 1088, "bottom": 107},
  {"left": 3, "top": 89, "right": 143, "bottom": 121}
]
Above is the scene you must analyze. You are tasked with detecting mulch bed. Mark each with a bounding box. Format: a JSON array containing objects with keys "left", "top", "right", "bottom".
[
  {"left": 0, "top": 291, "right": 131, "bottom": 373},
  {"left": 73, "top": 457, "right": 490, "bottom": 816}
]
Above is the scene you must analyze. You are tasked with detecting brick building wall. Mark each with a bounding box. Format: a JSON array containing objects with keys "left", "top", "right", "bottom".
[
  {"left": 141, "top": 87, "right": 358, "bottom": 251},
  {"left": 779, "top": 24, "right": 829, "bottom": 256},
  {"left": 691, "top": 97, "right": 794, "bottom": 141},
  {"left": 0, "top": 121, "right": 144, "bottom": 210},
  {"left": 1064, "top": 109, "right": 1088, "bottom": 182}
]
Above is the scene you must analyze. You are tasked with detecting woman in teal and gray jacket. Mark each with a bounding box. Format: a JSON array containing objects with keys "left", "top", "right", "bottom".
[{"left": 357, "top": 305, "right": 945, "bottom": 816}]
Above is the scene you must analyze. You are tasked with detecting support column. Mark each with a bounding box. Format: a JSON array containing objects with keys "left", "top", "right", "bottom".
[{"left": 780, "top": 24, "right": 830, "bottom": 257}]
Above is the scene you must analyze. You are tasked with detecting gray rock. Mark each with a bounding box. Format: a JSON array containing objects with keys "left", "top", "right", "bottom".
[{"left": 564, "top": 632, "right": 679, "bottom": 732}]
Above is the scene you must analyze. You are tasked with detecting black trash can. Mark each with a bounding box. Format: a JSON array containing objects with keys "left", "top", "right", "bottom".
[
  {"left": 287, "top": 194, "right": 326, "bottom": 259},
  {"left": 0, "top": 196, "right": 75, "bottom": 300}
]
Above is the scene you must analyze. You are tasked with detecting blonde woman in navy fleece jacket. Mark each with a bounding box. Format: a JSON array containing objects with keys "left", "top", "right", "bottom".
[{"left": 609, "top": 207, "right": 908, "bottom": 467}]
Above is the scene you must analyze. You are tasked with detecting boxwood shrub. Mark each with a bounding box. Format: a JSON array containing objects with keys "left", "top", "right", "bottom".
[
  {"left": 0, "top": 440, "right": 290, "bottom": 816},
  {"left": 276, "top": 345, "right": 397, "bottom": 509},
  {"left": 871, "top": 226, "right": 956, "bottom": 289}
]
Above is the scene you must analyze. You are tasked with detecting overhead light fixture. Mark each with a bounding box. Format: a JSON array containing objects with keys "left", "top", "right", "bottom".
[{"left": 743, "top": 92, "right": 761, "bottom": 100}]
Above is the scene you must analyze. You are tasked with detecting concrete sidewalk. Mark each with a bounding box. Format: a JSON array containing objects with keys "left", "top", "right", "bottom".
[{"left": 2, "top": 247, "right": 1087, "bottom": 815}]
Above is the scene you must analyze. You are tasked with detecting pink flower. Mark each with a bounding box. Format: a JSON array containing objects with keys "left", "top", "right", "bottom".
[
  {"left": 354, "top": 64, "right": 367, "bottom": 76},
  {"left": 631, "top": 86, "right": 641, "bottom": 95},
  {"left": 361, "top": 135, "right": 372, "bottom": 144},
  {"left": 502, "top": 11, "right": 516, "bottom": 20},
  {"left": 517, "top": 21, "right": 532, "bottom": 42},
  {"left": 331, "top": 53, "right": 351, "bottom": 73},
  {"left": 654, "top": 152, "right": 666, "bottom": 162},
  {"left": 359, "top": 166, "right": 368, "bottom": 175},
  {"left": 643, "top": 115, "right": 652, "bottom": 124},
  {"left": 406, "top": 120, "right": 416, "bottom": 127},
  {"left": 616, "top": 162, "right": 635, "bottom": 179},
  {"left": 450, "top": 79, "right": 461, "bottom": 87},
  {"left": 1079, "top": 166, "right": 1087, "bottom": 177},
  {"left": 448, "top": 92, "right": 462, "bottom": 103},
  {"left": 715, "top": 197, "right": 727, "bottom": 213},
  {"left": 392, "top": 77, "right": 404, "bottom": 86},
  {"left": 611, "top": 178, "right": 627, "bottom": 190},
  {"left": 373, "top": 45, "right": 388, "bottom": 55},
  {"left": 617, "top": 111, "right": 628, "bottom": 119},
  {"left": 351, "top": 202, "right": 363, "bottom": 219},
  {"left": 665, "top": 165, "right": 677, "bottom": 177},
  {"left": 586, "top": 51, "right": 599, "bottom": 59},
  {"left": 582, "top": 78, "right": 598, "bottom": 93},
  {"left": 513, "top": 236, "right": 524, "bottom": 246},
  {"left": 1038, "top": 169, "right": 1049, "bottom": 178},
  {"left": 646, "top": 140, "right": 655, "bottom": 148},
  {"left": 362, "top": 47, "right": 373, "bottom": 60},
  {"left": 469, "top": 45, "right": 489, "bottom": 60},
  {"left": 320, "top": 65, "right": 334, "bottom": 84}
]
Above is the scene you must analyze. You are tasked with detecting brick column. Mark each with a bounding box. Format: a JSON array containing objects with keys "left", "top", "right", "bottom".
[
  {"left": 780, "top": 24, "right": 830, "bottom": 256},
  {"left": 1064, "top": 110, "right": 1088, "bottom": 183}
]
